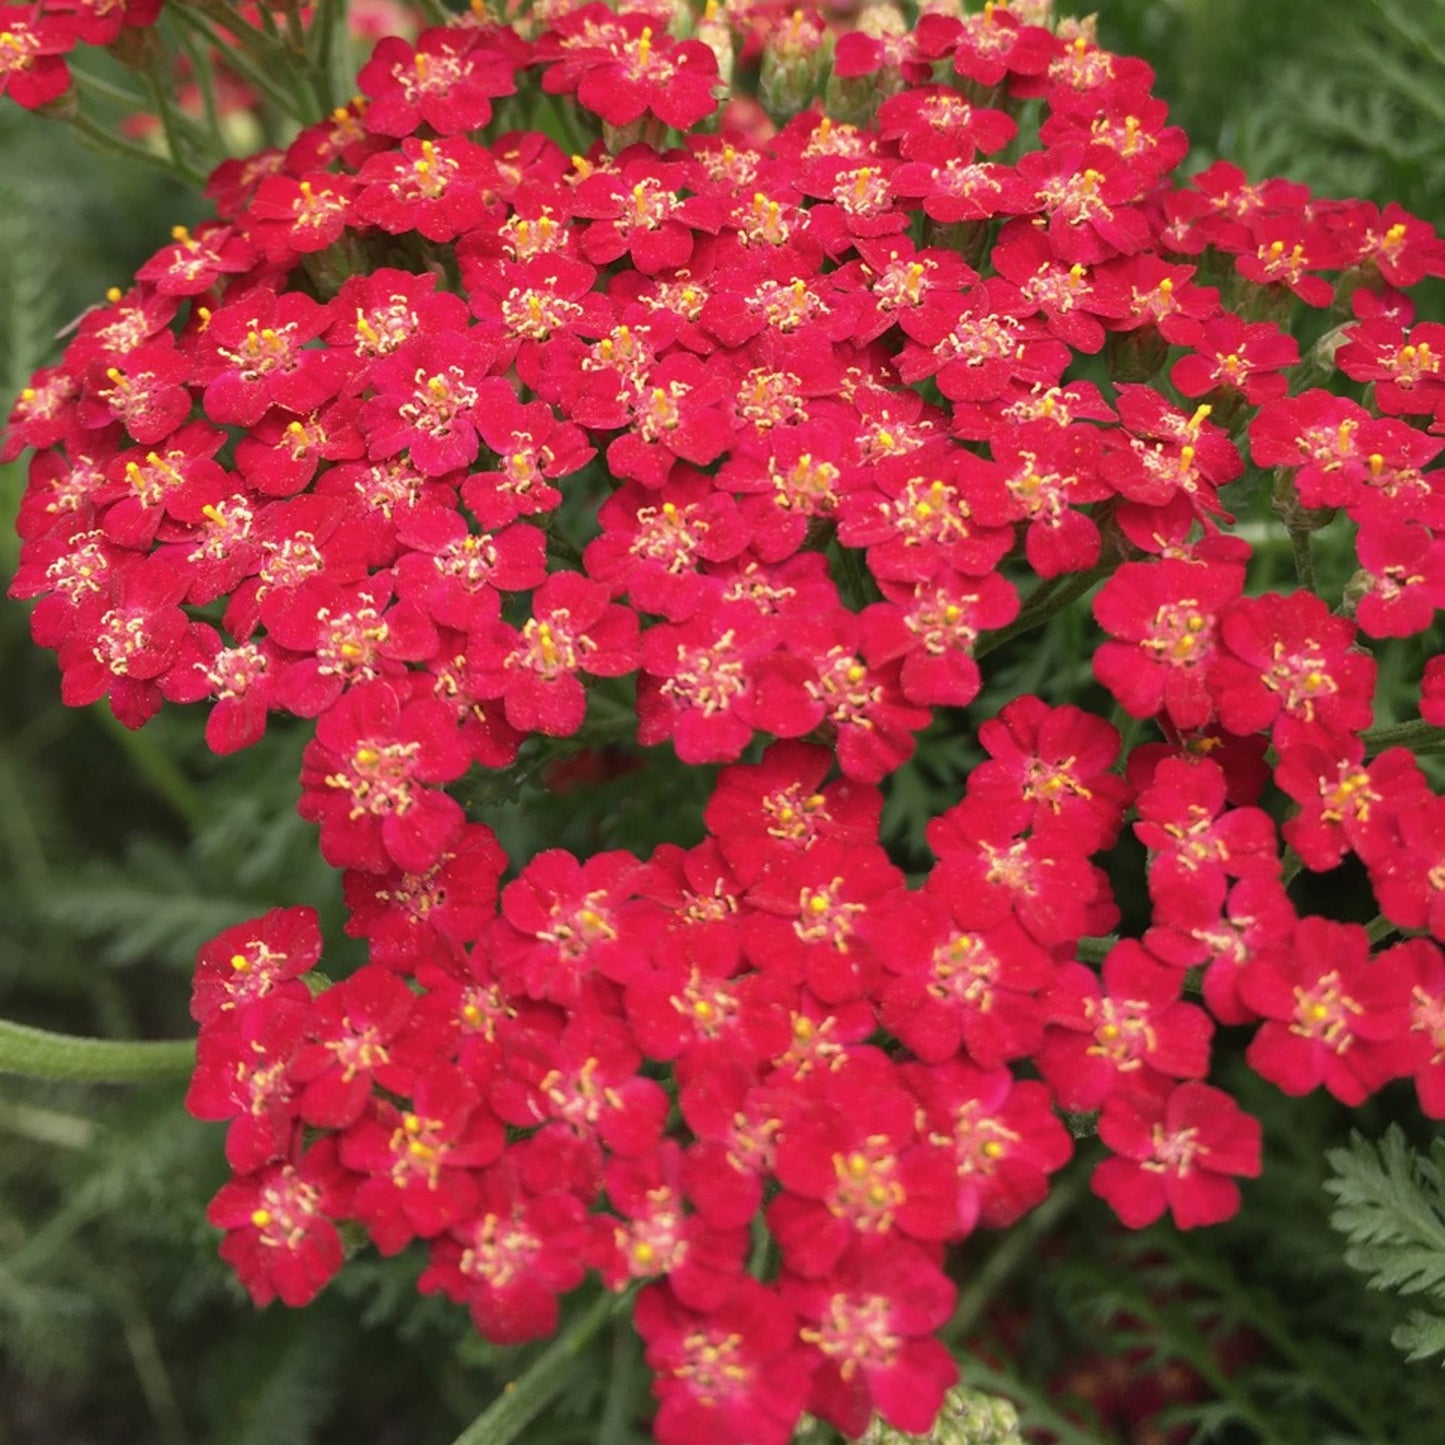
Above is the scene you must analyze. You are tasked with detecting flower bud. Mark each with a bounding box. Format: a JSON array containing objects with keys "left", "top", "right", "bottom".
[
  {"left": 692, "top": 0, "right": 736, "bottom": 91},
  {"left": 1341, "top": 568, "right": 1370, "bottom": 621},
  {"left": 825, "top": 2, "right": 908, "bottom": 123},
  {"left": 1055, "top": 17, "right": 1098, "bottom": 45},
  {"left": 1011, "top": 0, "right": 1057, "bottom": 25},
  {"left": 851, "top": 1386, "right": 1027, "bottom": 1445},
  {"left": 758, "top": 9, "right": 831, "bottom": 127},
  {"left": 1272, "top": 469, "right": 1336, "bottom": 533}
]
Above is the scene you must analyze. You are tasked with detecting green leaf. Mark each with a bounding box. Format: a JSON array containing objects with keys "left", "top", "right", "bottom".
[{"left": 1325, "top": 1127, "right": 1445, "bottom": 1359}]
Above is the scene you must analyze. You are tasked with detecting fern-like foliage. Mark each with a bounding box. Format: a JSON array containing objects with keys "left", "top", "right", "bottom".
[{"left": 1326, "top": 1127, "right": 1445, "bottom": 1363}]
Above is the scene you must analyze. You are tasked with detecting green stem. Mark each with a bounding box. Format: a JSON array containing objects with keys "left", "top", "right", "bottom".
[
  {"left": 192, "top": 0, "right": 285, "bottom": 55},
  {"left": 177, "top": 26, "right": 225, "bottom": 154},
  {"left": 62, "top": 111, "right": 196, "bottom": 182},
  {"left": 831, "top": 539, "right": 878, "bottom": 612},
  {"left": 0, "top": 1018, "right": 195, "bottom": 1083},
  {"left": 67, "top": 65, "right": 150, "bottom": 112},
  {"left": 1287, "top": 522, "right": 1316, "bottom": 593},
  {"left": 143, "top": 69, "right": 207, "bottom": 185},
  {"left": 947, "top": 1171, "right": 1088, "bottom": 1342},
  {"left": 1280, "top": 846, "right": 1305, "bottom": 890},
  {"left": 450, "top": 1288, "right": 631, "bottom": 1445},
  {"left": 311, "top": 0, "right": 347, "bottom": 115},
  {"left": 597, "top": 1318, "right": 641, "bottom": 1445},
  {"left": 167, "top": 5, "right": 303, "bottom": 119},
  {"left": 283, "top": 1, "right": 308, "bottom": 58},
  {"left": 1075, "top": 934, "right": 1117, "bottom": 964},
  {"left": 280, "top": 2, "right": 326, "bottom": 120},
  {"left": 1360, "top": 718, "right": 1445, "bottom": 756},
  {"left": 1162, "top": 1237, "right": 1380, "bottom": 1441},
  {"left": 974, "top": 565, "right": 1109, "bottom": 662},
  {"left": 1365, "top": 913, "right": 1400, "bottom": 945}
]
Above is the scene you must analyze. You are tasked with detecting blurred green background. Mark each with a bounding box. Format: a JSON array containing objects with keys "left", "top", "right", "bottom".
[{"left": 3, "top": 1, "right": 1445, "bottom": 1442}]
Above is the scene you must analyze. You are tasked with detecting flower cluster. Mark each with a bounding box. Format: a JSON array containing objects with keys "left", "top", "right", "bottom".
[
  {"left": 0, "top": 0, "right": 161, "bottom": 112},
  {"left": 9, "top": 0, "right": 1445, "bottom": 1441}
]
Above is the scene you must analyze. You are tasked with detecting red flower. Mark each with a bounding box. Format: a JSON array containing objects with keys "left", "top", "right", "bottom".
[
  {"left": 1242, "top": 917, "right": 1413, "bottom": 1106},
  {"left": 193, "top": 291, "right": 345, "bottom": 429},
  {"left": 543, "top": 17, "right": 720, "bottom": 131},
  {"left": 1352, "top": 520, "right": 1445, "bottom": 637},
  {"left": 704, "top": 741, "right": 882, "bottom": 887},
  {"left": 1337, "top": 314, "right": 1445, "bottom": 416},
  {"left": 466, "top": 571, "right": 640, "bottom": 737},
  {"left": 298, "top": 680, "right": 471, "bottom": 876},
  {"left": 785, "top": 1237, "right": 957, "bottom": 1439},
  {"left": 798, "top": 641, "right": 930, "bottom": 784},
  {"left": 186, "top": 999, "right": 308, "bottom": 1173},
  {"left": 1036, "top": 943, "right": 1213, "bottom": 1112},
  {"left": 79, "top": 340, "right": 193, "bottom": 446},
  {"left": 358, "top": 330, "right": 498, "bottom": 478},
  {"left": 903, "top": 1060, "right": 1073, "bottom": 1234},
  {"left": 135, "top": 223, "right": 257, "bottom": 298},
  {"left": 263, "top": 576, "right": 438, "bottom": 717},
  {"left": 871, "top": 884, "right": 1056, "bottom": 1069},
  {"left": 208, "top": 1141, "right": 349, "bottom": 1308},
  {"left": 246, "top": 172, "right": 357, "bottom": 264},
  {"left": 1134, "top": 755, "right": 1279, "bottom": 919},
  {"left": 1144, "top": 874, "right": 1296, "bottom": 1027},
  {"left": 358, "top": 27, "right": 520, "bottom": 138},
  {"left": 463, "top": 382, "right": 595, "bottom": 529},
  {"left": 0, "top": 8, "right": 71, "bottom": 110},
  {"left": 1015, "top": 142, "right": 1152, "bottom": 265},
  {"left": 494, "top": 848, "right": 660, "bottom": 1004},
  {"left": 190, "top": 905, "right": 321, "bottom": 1027},
  {"left": 341, "top": 1066, "right": 505, "bottom": 1255},
  {"left": 1209, "top": 590, "right": 1376, "bottom": 750},
  {"left": 574, "top": 155, "right": 724, "bottom": 275},
  {"left": 741, "top": 840, "right": 905, "bottom": 1003},
  {"left": 289, "top": 965, "right": 424, "bottom": 1128},
  {"left": 598, "top": 1140, "right": 749, "bottom": 1307},
  {"left": 1367, "top": 794, "right": 1445, "bottom": 942},
  {"left": 1276, "top": 741, "right": 1425, "bottom": 873},
  {"left": 354, "top": 136, "right": 499, "bottom": 244},
  {"left": 491, "top": 1012, "right": 669, "bottom": 1190},
  {"left": 876, "top": 87, "right": 1018, "bottom": 165},
  {"left": 1170, "top": 314, "right": 1299, "bottom": 405},
  {"left": 766, "top": 1057, "right": 955, "bottom": 1277},
  {"left": 55, "top": 550, "right": 202, "bottom": 728},
  {"left": 393, "top": 509, "right": 547, "bottom": 634},
  {"left": 636, "top": 1279, "right": 814, "bottom": 1445},
  {"left": 342, "top": 822, "right": 506, "bottom": 970},
  {"left": 967, "top": 696, "right": 1130, "bottom": 852},
  {"left": 927, "top": 798, "right": 1112, "bottom": 949},
  {"left": 860, "top": 573, "right": 1019, "bottom": 709},
  {"left": 416, "top": 1155, "right": 590, "bottom": 1345},
  {"left": 1092, "top": 1079, "right": 1262, "bottom": 1229},
  {"left": 1401, "top": 939, "right": 1445, "bottom": 1118},
  {"left": 1093, "top": 557, "right": 1245, "bottom": 730}
]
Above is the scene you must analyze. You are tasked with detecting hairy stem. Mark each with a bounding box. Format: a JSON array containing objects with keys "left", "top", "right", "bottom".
[
  {"left": 450, "top": 1288, "right": 633, "bottom": 1445},
  {"left": 0, "top": 1018, "right": 195, "bottom": 1083}
]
